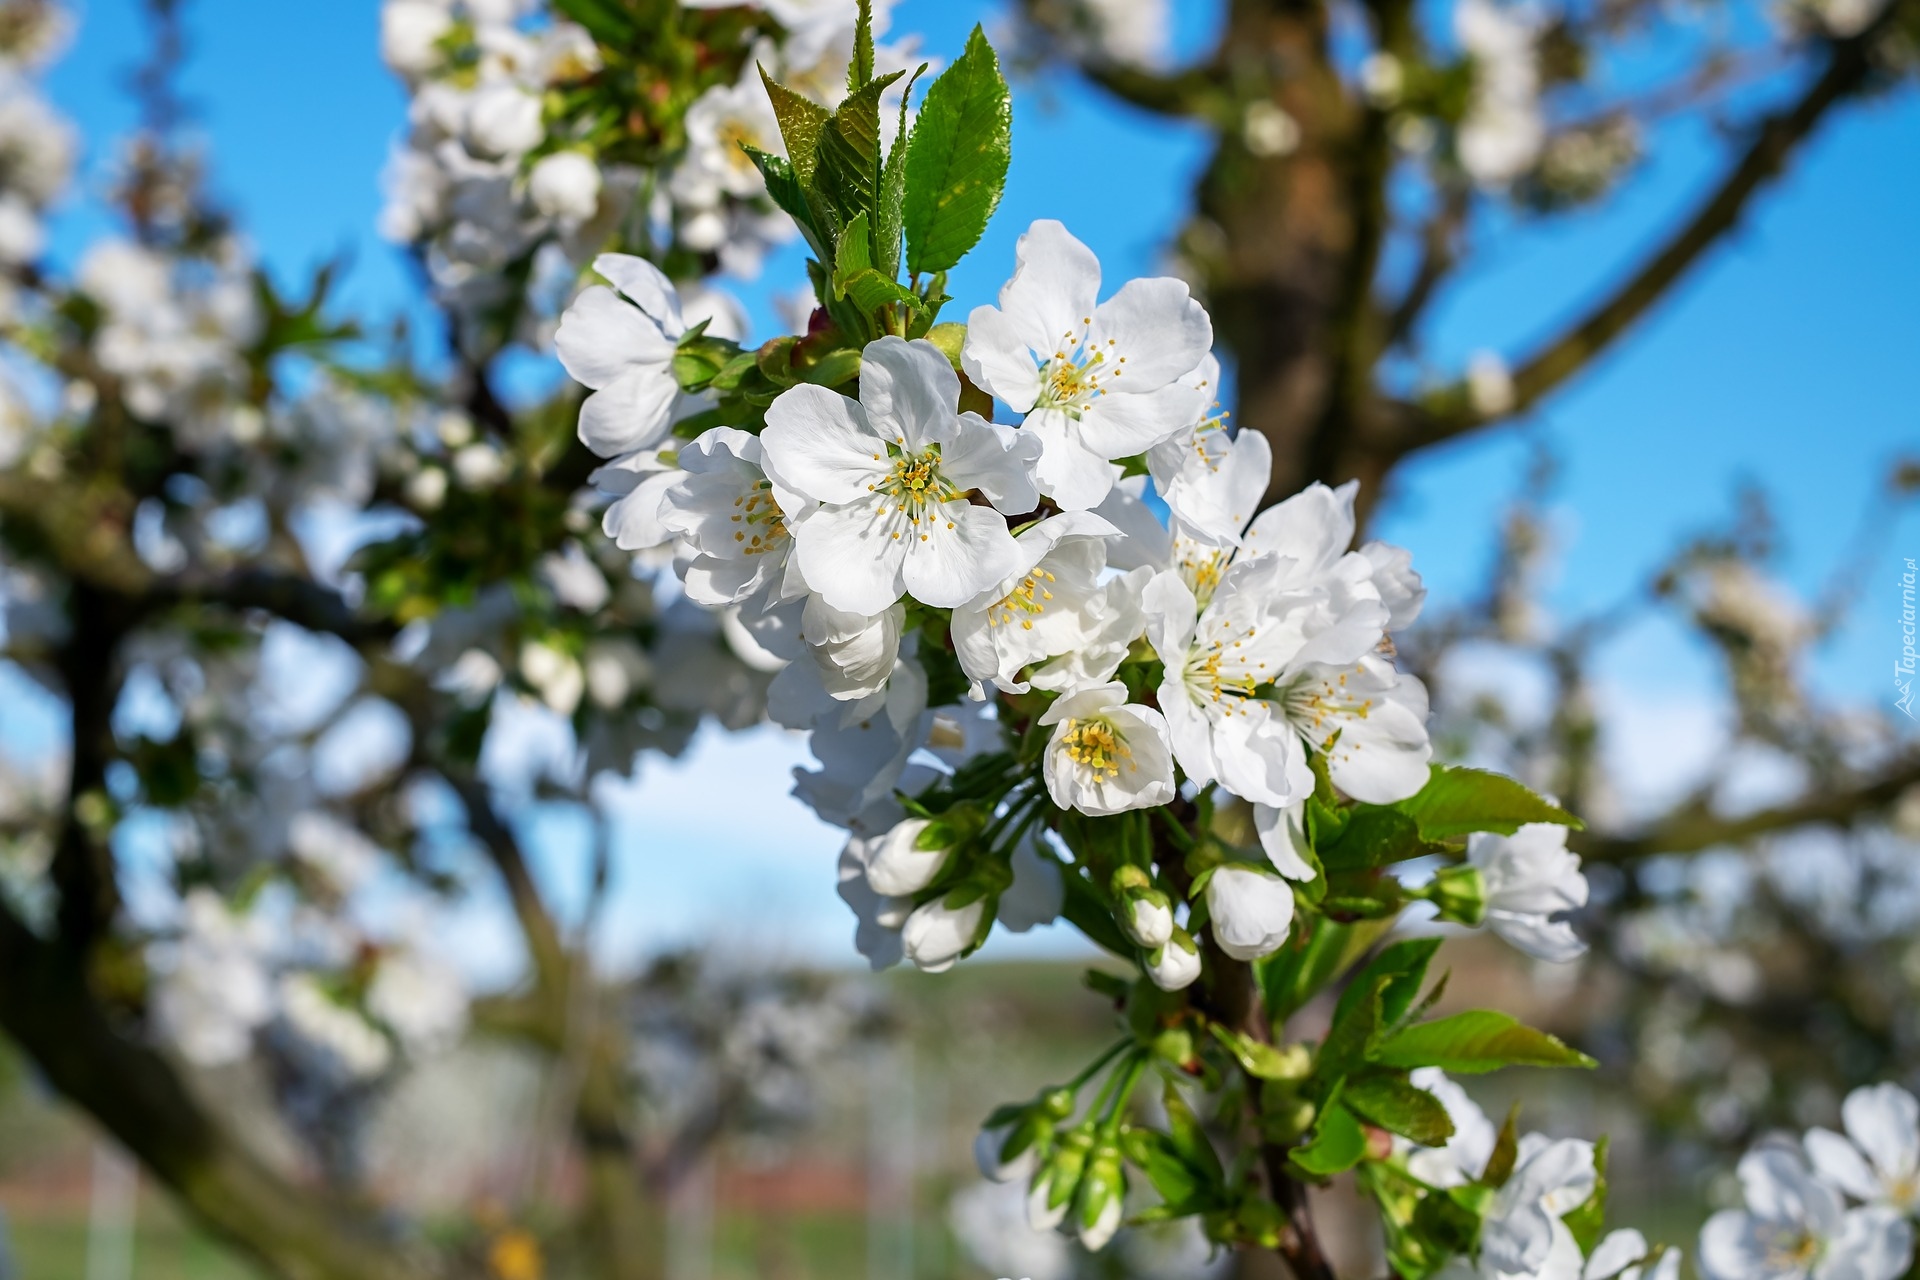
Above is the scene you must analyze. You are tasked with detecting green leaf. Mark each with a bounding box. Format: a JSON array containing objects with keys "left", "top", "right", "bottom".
[
  {"left": 834, "top": 211, "right": 874, "bottom": 286},
  {"left": 1317, "top": 976, "right": 1390, "bottom": 1082},
  {"left": 1259, "top": 916, "right": 1393, "bottom": 1024},
  {"left": 1395, "top": 765, "right": 1583, "bottom": 839},
  {"left": 1208, "top": 1025, "right": 1309, "bottom": 1081},
  {"left": 1563, "top": 1136, "right": 1610, "bottom": 1254},
  {"left": 1318, "top": 806, "right": 1447, "bottom": 872},
  {"left": 759, "top": 69, "right": 831, "bottom": 182},
  {"left": 1163, "top": 1083, "right": 1225, "bottom": 1186},
  {"left": 1289, "top": 1098, "right": 1367, "bottom": 1178},
  {"left": 1332, "top": 937, "right": 1443, "bottom": 1033},
  {"left": 872, "top": 64, "right": 925, "bottom": 280},
  {"left": 816, "top": 70, "right": 905, "bottom": 226},
  {"left": 742, "top": 146, "right": 828, "bottom": 260},
  {"left": 902, "top": 25, "right": 1011, "bottom": 275},
  {"left": 1372, "top": 1011, "right": 1597, "bottom": 1074},
  {"left": 1059, "top": 868, "right": 1134, "bottom": 960},
  {"left": 1343, "top": 1073, "right": 1455, "bottom": 1146},
  {"left": 849, "top": 0, "right": 876, "bottom": 92},
  {"left": 1481, "top": 1104, "right": 1521, "bottom": 1186},
  {"left": 1123, "top": 1127, "right": 1204, "bottom": 1205}
]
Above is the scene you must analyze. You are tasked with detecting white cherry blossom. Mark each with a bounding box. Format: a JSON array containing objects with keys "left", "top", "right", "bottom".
[
  {"left": 1701, "top": 1145, "right": 1913, "bottom": 1280},
  {"left": 963, "top": 219, "right": 1211, "bottom": 510},
  {"left": 1038, "top": 681, "right": 1176, "bottom": 816},
  {"left": 1805, "top": 1084, "right": 1920, "bottom": 1216},
  {"left": 949, "top": 510, "right": 1122, "bottom": 697},
  {"left": 761, "top": 336, "right": 1042, "bottom": 615},
  {"left": 555, "top": 253, "right": 689, "bottom": 458},
  {"left": 1469, "top": 821, "right": 1590, "bottom": 962}
]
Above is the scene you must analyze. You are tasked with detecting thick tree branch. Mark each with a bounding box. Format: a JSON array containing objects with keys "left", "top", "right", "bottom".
[
  {"left": 1393, "top": 12, "right": 1903, "bottom": 456},
  {"left": 0, "top": 899, "right": 432, "bottom": 1280},
  {"left": 1572, "top": 752, "right": 1920, "bottom": 863}
]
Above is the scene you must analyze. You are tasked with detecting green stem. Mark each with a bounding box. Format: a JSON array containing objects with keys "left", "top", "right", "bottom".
[
  {"left": 1065, "top": 1038, "right": 1133, "bottom": 1093},
  {"left": 1100, "top": 1055, "right": 1150, "bottom": 1134}
]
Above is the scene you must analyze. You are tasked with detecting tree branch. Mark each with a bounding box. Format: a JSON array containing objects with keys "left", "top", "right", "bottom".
[
  {"left": 0, "top": 899, "right": 432, "bottom": 1280},
  {"left": 1391, "top": 12, "right": 1904, "bottom": 456},
  {"left": 1572, "top": 752, "right": 1920, "bottom": 863}
]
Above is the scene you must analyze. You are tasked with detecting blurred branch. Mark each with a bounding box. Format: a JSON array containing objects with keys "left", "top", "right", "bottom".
[
  {"left": 1573, "top": 752, "right": 1920, "bottom": 863},
  {"left": 0, "top": 898, "right": 433, "bottom": 1280},
  {"left": 1392, "top": 9, "right": 1905, "bottom": 455},
  {"left": 1385, "top": 183, "right": 1470, "bottom": 347}
]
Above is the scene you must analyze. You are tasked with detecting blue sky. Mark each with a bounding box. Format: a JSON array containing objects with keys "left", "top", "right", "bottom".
[{"left": 31, "top": 0, "right": 1920, "bottom": 970}]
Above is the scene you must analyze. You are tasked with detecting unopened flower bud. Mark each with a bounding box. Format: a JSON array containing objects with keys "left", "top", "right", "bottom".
[
  {"left": 866, "top": 818, "right": 954, "bottom": 896},
  {"left": 1146, "top": 928, "right": 1202, "bottom": 991},
  {"left": 975, "top": 1110, "right": 1050, "bottom": 1182},
  {"left": 1121, "top": 888, "right": 1174, "bottom": 949},
  {"left": 1206, "top": 865, "right": 1295, "bottom": 961},
  {"left": 1075, "top": 1142, "right": 1127, "bottom": 1251},
  {"left": 901, "top": 893, "right": 987, "bottom": 973},
  {"left": 1429, "top": 863, "right": 1488, "bottom": 927},
  {"left": 1027, "top": 1128, "right": 1093, "bottom": 1231},
  {"left": 1040, "top": 1087, "right": 1076, "bottom": 1121}
]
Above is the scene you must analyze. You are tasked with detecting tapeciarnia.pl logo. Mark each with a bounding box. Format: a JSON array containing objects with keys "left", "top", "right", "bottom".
[{"left": 1899, "top": 557, "right": 1917, "bottom": 719}]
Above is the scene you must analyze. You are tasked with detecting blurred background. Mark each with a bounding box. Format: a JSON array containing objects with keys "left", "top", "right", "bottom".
[{"left": 1, "top": 0, "right": 1916, "bottom": 1276}]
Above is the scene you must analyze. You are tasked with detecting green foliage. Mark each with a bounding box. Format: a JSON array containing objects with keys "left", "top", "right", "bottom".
[
  {"left": 902, "top": 26, "right": 1012, "bottom": 276},
  {"left": 1372, "top": 1010, "right": 1597, "bottom": 1074},
  {"left": 1564, "top": 1136, "right": 1611, "bottom": 1253},
  {"left": 1343, "top": 1073, "right": 1455, "bottom": 1146},
  {"left": 1289, "top": 1088, "right": 1367, "bottom": 1177},
  {"left": 1395, "top": 765, "right": 1582, "bottom": 839},
  {"left": 1331, "top": 937, "right": 1443, "bottom": 1032}
]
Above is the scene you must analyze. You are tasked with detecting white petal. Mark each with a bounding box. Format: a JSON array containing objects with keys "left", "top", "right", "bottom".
[
  {"left": 994, "top": 218, "right": 1100, "bottom": 355},
  {"left": 859, "top": 336, "right": 961, "bottom": 448},
  {"left": 943, "top": 415, "right": 1043, "bottom": 514},
  {"left": 793, "top": 500, "right": 910, "bottom": 615},
  {"left": 1254, "top": 800, "right": 1318, "bottom": 880},
  {"left": 555, "top": 285, "right": 672, "bottom": 389},
  {"left": 761, "top": 384, "right": 888, "bottom": 505},
  {"left": 902, "top": 503, "right": 1022, "bottom": 609},
  {"left": 1818, "top": 1208, "right": 1914, "bottom": 1280},
  {"left": 1076, "top": 376, "right": 1210, "bottom": 458},
  {"left": 960, "top": 303, "right": 1044, "bottom": 413},
  {"left": 577, "top": 365, "right": 679, "bottom": 457},
  {"left": 1842, "top": 1084, "right": 1920, "bottom": 1185},
  {"left": 1807, "top": 1129, "right": 1883, "bottom": 1203},
  {"left": 1087, "top": 275, "right": 1213, "bottom": 388},
  {"left": 592, "top": 252, "right": 683, "bottom": 334}
]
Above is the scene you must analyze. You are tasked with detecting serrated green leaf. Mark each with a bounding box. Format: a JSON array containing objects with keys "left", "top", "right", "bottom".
[
  {"left": 815, "top": 70, "right": 904, "bottom": 225},
  {"left": 1395, "top": 765, "right": 1583, "bottom": 839},
  {"left": 742, "top": 146, "right": 829, "bottom": 260},
  {"left": 849, "top": 0, "right": 875, "bottom": 92},
  {"left": 834, "top": 210, "right": 874, "bottom": 287},
  {"left": 902, "top": 25, "right": 1011, "bottom": 275},
  {"left": 759, "top": 69, "right": 831, "bottom": 182},
  {"left": 1372, "top": 1011, "right": 1597, "bottom": 1074},
  {"left": 873, "top": 64, "right": 925, "bottom": 280},
  {"left": 840, "top": 269, "right": 920, "bottom": 317},
  {"left": 1343, "top": 1073, "right": 1455, "bottom": 1146},
  {"left": 1332, "top": 937, "right": 1443, "bottom": 1033},
  {"left": 1289, "top": 1098, "right": 1367, "bottom": 1178}
]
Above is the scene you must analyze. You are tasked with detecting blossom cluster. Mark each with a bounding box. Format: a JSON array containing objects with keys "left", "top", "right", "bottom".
[
  {"left": 378, "top": 0, "right": 919, "bottom": 351},
  {"left": 558, "top": 219, "right": 1596, "bottom": 993}
]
